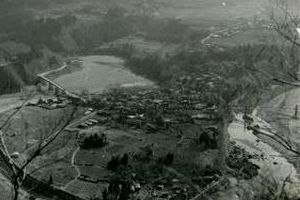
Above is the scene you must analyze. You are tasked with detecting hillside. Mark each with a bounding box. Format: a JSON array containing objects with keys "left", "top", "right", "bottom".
[
  {"left": 1, "top": 1, "right": 300, "bottom": 200},
  {"left": 0, "top": 0, "right": 298, "bottom": 94}
]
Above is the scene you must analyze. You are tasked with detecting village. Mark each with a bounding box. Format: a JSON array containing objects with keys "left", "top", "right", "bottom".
[
  {"left": 0, "top": 58, "right": 270, "bottom": 200},
  {"left": 75, "top": 75, "right": 221, "bottom": 132},
  {"left": 58, "top": 73, "right": 263, "bottom": 200},
  {"left": 8, "top": 74, "right": 227, "bottom": 199}
]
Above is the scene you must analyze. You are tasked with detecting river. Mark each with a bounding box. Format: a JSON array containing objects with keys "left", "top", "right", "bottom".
[
  {"left": 54, "top": 55, "right": 154, "bottom": 94},
  {"left": 257, "top": 87, "right": 300, "bottom": 171},
  {"left": 258, "top": 87, "right": 300, "bottom": 144},
  {"left": 48, "top": 55, "right": 300, "bottom": 186},
  {"left": 228, "top": 88, "right": 300, "bottom": 198},
  {"left": 1, "top": 54, "right": 300, "bottom": 198}
]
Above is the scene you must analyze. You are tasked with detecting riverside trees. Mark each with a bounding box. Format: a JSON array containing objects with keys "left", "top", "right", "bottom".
[{"left": 125, "top": 44, "right": 279, "bottom": 170}]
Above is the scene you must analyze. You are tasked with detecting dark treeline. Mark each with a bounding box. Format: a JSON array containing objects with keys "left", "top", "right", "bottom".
[
  {"left": 124, "top": 44, "right": 285, "bottom": 84},
  {"left": 0, "top": 7, "right": 76, "bottom": 94},
  {"left": 1, "top": 6, "right": 194, "bottom": 53},
  {"left": 16, "top": 15, "right": 77, "bottom": 51},
  {"left": 0, "top": 4, "right": 290, "bottom": 97},
  {"left": 0, "top": 64, "right": 29, "bottom": 94},
  {"left": 70, "top": 8, "right": 201, "bottom": 52},
  {"left": 118, "top": 43, "right": 294, "bottom": 110},
  {"left": 0, "top": 5, "right": 205, "bottom": 94}
]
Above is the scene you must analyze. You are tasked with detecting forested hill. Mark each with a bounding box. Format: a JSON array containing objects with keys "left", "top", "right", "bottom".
[
  {"left": 0, "top": 0, "right": 181, "bottom": 95},
  {"left": 0, "top": 0, "right": 297, "bottom": 95}
]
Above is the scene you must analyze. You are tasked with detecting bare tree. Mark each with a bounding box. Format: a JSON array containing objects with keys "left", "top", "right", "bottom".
[
  {"left": 0, "top": 96, "right": 83, "bottom": 200},
  {"left": 243, "top": 0, "right": 300, "bottom": 156},
  {"left": 267, "top": 0, "right": 300, "bottom": 85},
  {"left": 0, "top": 64, "right": 86, "bottom": 200}
]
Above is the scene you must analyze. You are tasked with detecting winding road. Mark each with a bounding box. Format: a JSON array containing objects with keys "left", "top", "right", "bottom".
[
  {"left": 201, "top": 22, "right": 248, "bottom": 46},
  {"left": 39, "top": 63, "right": 67, "bottom": 77},
  {"left": 63, "top": 147, "right": 80, "bottom": 190}
]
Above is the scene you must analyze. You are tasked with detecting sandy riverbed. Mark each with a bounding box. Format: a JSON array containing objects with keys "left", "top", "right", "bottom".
[
  {"left": 229, "top": 112, "right": 300, "bottom": 198},
  {"left": 54, "top": 55, "right": 154, "bottom": 94}
]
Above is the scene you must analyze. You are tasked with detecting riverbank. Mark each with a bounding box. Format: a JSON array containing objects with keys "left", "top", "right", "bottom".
[
  {"left": 257, "top": 86, "right": 300, "bottom": 173},
  {"left": 230, "top": 113, "right": 298, "bottom": 181},
  {"left": 228, "top": 112, "right": 300, "bottom": 199}
]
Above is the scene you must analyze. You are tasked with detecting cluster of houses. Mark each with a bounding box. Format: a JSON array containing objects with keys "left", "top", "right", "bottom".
[
  {"left": 77, "top": 118, "right": 99, "bottom": 129},
  {"left": 34, "top": 96, "right": 70, "bottom": 109},
  {"left": 77, "top": 75, "right": 221, "bottom": 132}
]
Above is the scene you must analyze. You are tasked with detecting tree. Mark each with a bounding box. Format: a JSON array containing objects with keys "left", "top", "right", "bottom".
[
  {"left": 267, "top": 0, "right": 300, "bottom": 86},
  {"left": 294, "top": 105, "right": 299, "bottom": 119},
  {"left": 48, "top": 175, "right": 53, "bottom": 185},
  {"left": 199, "top": 65, "right": 264, "bottom": 172},
  {"left": 248, "top": 0, "right": 300, "bottom": 154},
  {"left": 0, "top": 69, "right": 85, "bottom": 200},
  {"left": 0, "top": 105, "right": 80, "bottom": 200}
]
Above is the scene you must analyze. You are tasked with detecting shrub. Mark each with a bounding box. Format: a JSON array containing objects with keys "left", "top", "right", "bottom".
[
  {"left": 77, "top": 131, "right": 108, "bottom": 149},
  {"left": 157, "top": 153, "right": 174, "bottom": 166},
  {"left": 253, "top": 175, "right": 299, "bottom": 200},
  {"left": 107, "top": 154, "right": 129, "bottom": 171},
  {"left": 107, "top": 156, "right": 121, "bottom": 172},
  {"left": 120, "top": 153, "right": 129, "bottom": 166},
  {"left": 226, "top": 145, "right": 259, "bottom": 179},
  {"left": 103, "top": 180, "right": 132, "bottom": 200}
]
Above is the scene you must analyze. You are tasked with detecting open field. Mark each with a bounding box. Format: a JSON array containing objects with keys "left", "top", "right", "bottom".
[
  {"left": 0, "top": 105, "right": 84, "bottom": 187},
  {"left": 0, "top": 99, "right": 213, "bottom": 199},
  {"left": 0, "top": 93, "right": 25, "bottom": 113},
  {"left": 65, "top": 179, "right": 106, "bottom": 199},
  {"left": 0, "top": 106, "right": 77, "bottom": 153},
  {"left": 66, "top": 120, "right": 215, "bottom": 199}
]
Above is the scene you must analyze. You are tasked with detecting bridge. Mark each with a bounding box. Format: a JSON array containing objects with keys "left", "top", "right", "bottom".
[{"left": 37, "top": 75, "right": 86, "bottom": 103}]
